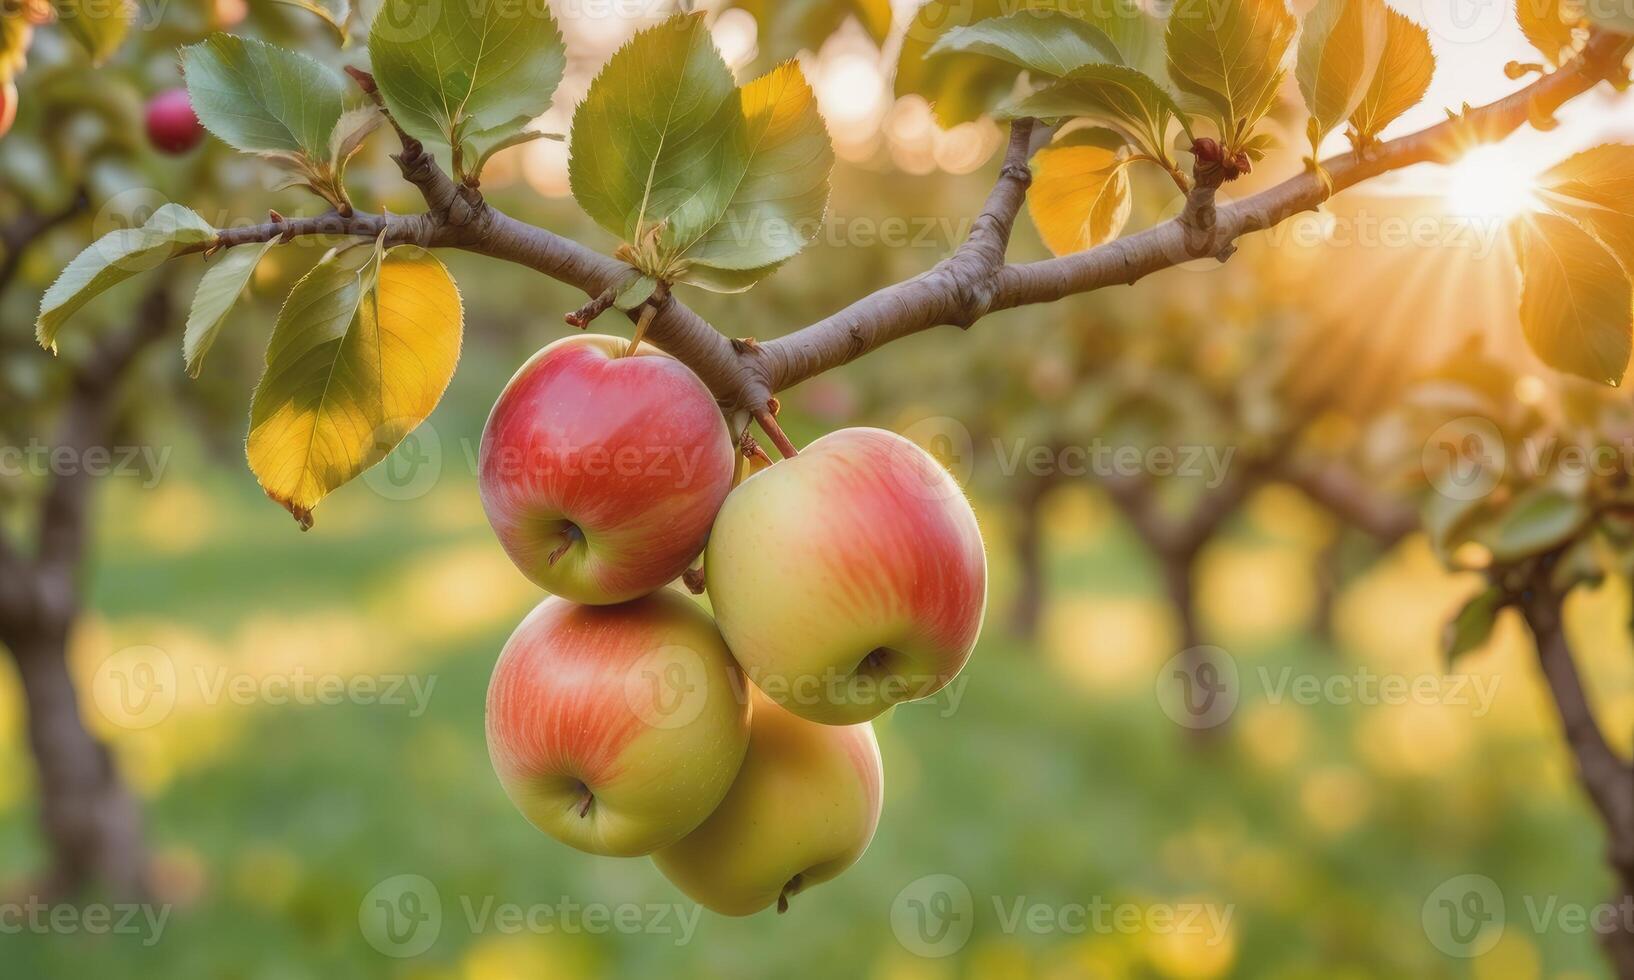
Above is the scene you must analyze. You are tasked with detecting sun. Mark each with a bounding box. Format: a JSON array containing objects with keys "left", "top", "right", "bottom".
[{"left": 1443, "top": 145, "right": 1543, "bottom": 219}]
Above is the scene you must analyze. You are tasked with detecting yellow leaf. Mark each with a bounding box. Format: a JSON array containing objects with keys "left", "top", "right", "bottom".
[
  {"left": 1539, "top": 144, "right": 1634, "bottom": 278},
  {"left": 1296, "top": 0, "right": 1388, "bottom": 149},
  {"left": 1028, "top": 139, "right": 1132, "bottom": 255},
  {"left": 1347, "top": 5, "right": 1434, "bottom": 142},
  {"left": 1516, "top": 212, "right": 1633, "bottom": 386},
  {"left": 1516, "top": 0, "right": 1583, "bottom": 67},
  {"left": 247, "top": 244, "right": 462, "bottom": 528}
]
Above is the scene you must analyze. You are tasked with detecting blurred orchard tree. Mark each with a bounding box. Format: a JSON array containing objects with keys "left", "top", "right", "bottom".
[{"left": 8, "top": 0, "right": 1634, "bottom": 970}]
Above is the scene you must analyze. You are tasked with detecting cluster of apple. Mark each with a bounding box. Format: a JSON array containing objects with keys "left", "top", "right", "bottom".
[{"left": 478, "top": 334, "right": 987, "bottom": 915}]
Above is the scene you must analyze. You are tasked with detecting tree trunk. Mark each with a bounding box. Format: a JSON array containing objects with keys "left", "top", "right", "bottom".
[
  {"left": 1162, "top": 554, "right": 1203, "bottom": 655},
  {"left": 4, "top": 622, "right": 148, "bottom": 900},
  {"left": 1601, "top": 884, "right": 1634, "bottom": 979},
  {"left": 1010, "top": 476, "right": 1054, "bottom": 640}
]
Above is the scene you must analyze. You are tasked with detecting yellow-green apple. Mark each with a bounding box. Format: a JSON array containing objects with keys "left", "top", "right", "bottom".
[
  {"left": 705, "top": 427, "right": 986, "bottom": 724},
  {"left": 486, "top": 590, "right": 752, "bottom": 857},
  {"left": 479, "top": 334, "right": 735, "bottom": 605},
  {"left": 653, "top": 690, "right": 883, "bottom": 915}
]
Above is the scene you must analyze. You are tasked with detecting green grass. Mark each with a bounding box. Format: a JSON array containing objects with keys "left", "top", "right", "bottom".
[{"left": 0, "top": 456, "right": 1617, "bottom": 979}]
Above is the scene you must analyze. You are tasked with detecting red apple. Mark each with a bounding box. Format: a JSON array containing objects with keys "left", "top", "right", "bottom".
[
  {"left": 479, "top": 334, "right": 735, "bottom": 605},
  {"left": 145, "top": 88, "right": 204, "bottom": 155},
  {"left": 705, "top": 427, "right": 987, "bottom": 724},
  {"left": 486, "top": 590, "right": 753, "bottom": 857},
  {"left": 0, "top": 79, "right": 16, "bottom": 140}
]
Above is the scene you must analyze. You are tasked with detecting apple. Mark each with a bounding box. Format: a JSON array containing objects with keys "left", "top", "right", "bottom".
[
  {"left": 479, "top": 334, "right": 736, "bottom": 605},
  {"left": 486, "top": 590, "right": 752, "bottom": 857},
  {"left": 705, "top": 427, "right": 986, "bottom": 724},
  {"left": 652, "top": 689, "right": 883, "bottom": 915},
  {"left": 145, "top": 88, "right": 204, "bottom": 155},
  {"left": 0, "top": 79, "right": 16, "bottom": 140}
]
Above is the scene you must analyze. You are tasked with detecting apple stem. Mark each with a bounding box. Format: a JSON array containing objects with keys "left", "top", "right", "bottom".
[
  {"left": 740, "top": 433, "right": 773, "bottom": 466},
  {"left": 682, "top": 566, "right": 706, "bottom": 594},
  {"left": 625, "top": 303, "right": 658, "bottom": 357},
  {"left": 546, "top": 524, "right": 582, "bottom": 566},
  {"left": 577, "top": 789, "right": 593, "bottom": 818},
  {"left": 754, "top": 405, "right": 798, "bottom": 459},
  {"left": 777, "top": 874, "right": 802, "bottom": 914}
]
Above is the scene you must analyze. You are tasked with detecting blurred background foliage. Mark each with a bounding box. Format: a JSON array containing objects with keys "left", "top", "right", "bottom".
[{"left": 3, "top": 0, "right": 1634, "bottom": 977}]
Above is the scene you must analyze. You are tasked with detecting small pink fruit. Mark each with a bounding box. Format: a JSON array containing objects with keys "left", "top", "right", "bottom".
[
  {"left": 0, "top": 80, "right": 17, "bottom": 139},
  {"left": 145, "top": 88, "right": 204, "bottom": 155}
]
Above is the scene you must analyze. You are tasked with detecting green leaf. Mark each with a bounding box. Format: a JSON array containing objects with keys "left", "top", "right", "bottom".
[
  {"left": 569, "top": 14, "right": 833, "bottom": 290},
  {"left": 51, "top": 0, "right": 128, "bottom": 65},
  {"left": 1516, "top": 212, "right": 1633, "bottom": 385},
  {"left": 570, "top": 14, "right": 738, "bottom": 248},
  {"left": 614, "top": 274, "right": 659, "bottom": 311},
  {"left": 1165, "top": 0, "right": 1296, "bottom": 146},
  {"left": 1486, "top": 486, "right": 1592, "bottom": 563},
  {"left": 367, "top": 0, "right": 566, "bottom": 175},
  {"left": 898, "top": 0, "right": 1160, "bottom": 127},
  {"left": 181, "top": 34, "right": 346, "bottom": 161},
  {"left": 248, "top": 244, "right": 462, "bottom": 529},
  {"left": 1425, "top": 492, "right": 1492, "bottom": 562},
  {"left": 1585, "top": 0, "right": 1634, "bottom": 36},
  {"left": 728, "top": 0, "right": 893, "bottom": 62},
  {"left": 1297, "top": 0, "right": 1387, "bottom": 152},
  {"left": 185, "top": 240, "right": 278, "bottom": 378},
  {"left": 36, "top": 204, "right": 215, "bottom": 352},
  {"left": 672, "top": 62, "right": 834, "bottom": 287},
  {"left": 997, "top": 63, "right": 1187, "bottom": 164},
  {"left": 1517, "top": 0, "right": 1584, "bottom": 66},
  {"left": 928, "top": 10, "right": 1122, "bottom": 78},
  {"left": 1027, "top": 131, "right": 1132, "bottom": 255},
  {"left": 330, "top": 106, "right": 383, "bottom": 182},
  {"left": 1348, "top": 5, "right": 1434, "bottom": 142},
  {"left": 272, "top": 0, "right": 350, "bottom": 41},
  {"left": 1443, "top": 585, "right": 1504, "bottom": 663},
  {"left": 1550, "top": 533, "right": 1605, "bottom": 593}
]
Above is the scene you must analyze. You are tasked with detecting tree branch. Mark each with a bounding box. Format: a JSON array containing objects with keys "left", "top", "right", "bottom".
[
  {"left": 1279, "top": 457, "right": 1419, "bottom": 546},
  {"left": 1518, "top": 572, "right": 1634, "bottom": 867},
  {"left": 755, "top": 31, "right": 1632, "bottom": 390},
  {"left": 992, "top": 31, "right": 1633, "bottom": 313},
  {"left": 178, "top": 32, "right": 1632, "bottom": 415},
  {"left": 0, "top": 188, "right": 90, "bottom": 294}
]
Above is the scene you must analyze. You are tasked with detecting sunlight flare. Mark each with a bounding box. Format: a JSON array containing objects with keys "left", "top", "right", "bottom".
[{"left": 1443, "top": 145, "right": 1543, "bottom": 219}]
